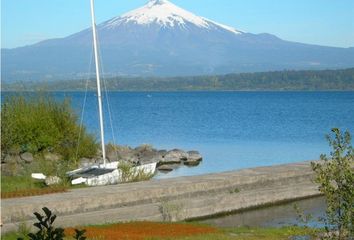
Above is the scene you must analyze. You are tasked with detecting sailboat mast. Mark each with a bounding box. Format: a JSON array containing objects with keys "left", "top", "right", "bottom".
[{"left": 90, "top": 0, "right": 106, "bottom": 167}]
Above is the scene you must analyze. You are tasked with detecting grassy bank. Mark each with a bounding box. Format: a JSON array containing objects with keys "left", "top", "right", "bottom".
[
  {"left": 2, "top": 222, "right": 318, "bottom": 240},
  {"left": 1, "top": 94, "right": 97, "bottom": 197},
  {"left": 1, "top": 175, "right": 67, "bottom": 198}
]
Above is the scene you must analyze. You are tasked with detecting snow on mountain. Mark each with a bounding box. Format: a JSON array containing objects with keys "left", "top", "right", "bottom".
[{"left": 101, "top": 0, "right": 242, "bottom": 34}]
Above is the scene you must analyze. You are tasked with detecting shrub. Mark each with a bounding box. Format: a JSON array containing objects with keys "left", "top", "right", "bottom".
[
  {"left": 17, "top": 207, "right": 86, "bottom": 240},
  {"left": 118, "top": 161, "right": 155, "bottom": 183},
  {"left": 1, "top": 94, "right": 97, "bottom": 162},
  {"left": 311, "top": 128, "right": 353, "bottom": 239}
]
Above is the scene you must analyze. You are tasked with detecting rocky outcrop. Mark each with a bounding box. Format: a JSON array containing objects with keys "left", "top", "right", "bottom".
[
  {"left": 0, "top": 144, "right": 203, "bottom": 177},
  {"left": 184, "top": 160, "right": 201, "bottom": 167},
  {"left": 94, "top": 145, "right": 203, "bottom": 175},
  {"left": 163, "top": 149, "right": 188, "bottom": 163},
  {"left": 1, "top": 151, "right": 61, "bottom": 176},
  {"left": 183, "top": 151, "right": 203, "bottom": 167},
  {"left": 134, "top": 145, "right": 163, "bottom": 164},
  {"left": 1, "top": 162, "right": 23, "bottom": 176},
  {"left": 1, "top": 154, "right": 23, "bottom": 176},
  {"left": 157, "top": 165, "right": 175, "bottom": 172},
  {"left": 20, "top": 152, "right": 34, "bottom": 163},
  {"left": 187, "top": 151, "right": 202, "bottom": 162},
  {"left": 3, "top": 154, "right": 21, "bottom": 164}
]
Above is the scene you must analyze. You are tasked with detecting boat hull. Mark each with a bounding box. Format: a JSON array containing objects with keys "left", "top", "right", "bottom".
[{"left": 69, "top": 162, "right": 157, "bottom": 186}]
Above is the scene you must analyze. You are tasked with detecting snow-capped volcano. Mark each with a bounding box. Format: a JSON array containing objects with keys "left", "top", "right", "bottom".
[
  {"left": 102, "top": 0, "right": 242, "bottom": 34},
  {"left": 2, "top": 0, "right": 354, "bottom": 82}
]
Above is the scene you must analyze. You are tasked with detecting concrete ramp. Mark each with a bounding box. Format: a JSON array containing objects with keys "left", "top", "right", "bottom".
[{"left": 1, "top": 161, "right": 320, "bottom": 234}]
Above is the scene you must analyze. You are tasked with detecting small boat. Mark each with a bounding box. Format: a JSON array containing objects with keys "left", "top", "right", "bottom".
[
  {"left": 67, "top": 161, "right": 157, "bottom": 186},
  {"left": 67, "top": 0, "right": 156, "bottom": 186},
  {"left": 31, "top": 0, "right": 157, "bottom": 186}
]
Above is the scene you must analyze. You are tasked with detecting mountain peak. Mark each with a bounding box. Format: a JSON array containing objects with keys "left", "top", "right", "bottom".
[
  {"left": 147, "top": 0, "right": 169, "bottom": 7},
  {"left": 101, "top": 0, "right": 242, "bottom": 34}
]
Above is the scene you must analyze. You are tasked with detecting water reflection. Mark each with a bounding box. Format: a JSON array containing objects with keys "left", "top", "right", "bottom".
[{"left": 201, "top": 197, "right": 326, "bottom": 228}]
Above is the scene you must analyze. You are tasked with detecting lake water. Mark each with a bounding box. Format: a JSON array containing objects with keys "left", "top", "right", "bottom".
[
  {"left": 3, "top": 91, "right": 354, "bottom": 178},
  {"left": 200, "top": 196, "right": 326, "bottom": 228}
]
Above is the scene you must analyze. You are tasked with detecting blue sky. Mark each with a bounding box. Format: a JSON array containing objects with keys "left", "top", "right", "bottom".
[{"left": 2, "top": 0, "right": 354, "bottom": 49}]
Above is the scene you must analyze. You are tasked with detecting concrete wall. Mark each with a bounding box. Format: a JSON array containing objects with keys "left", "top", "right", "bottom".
[{"left": 1, "top": 161, "right": 320, "bottom": 234}]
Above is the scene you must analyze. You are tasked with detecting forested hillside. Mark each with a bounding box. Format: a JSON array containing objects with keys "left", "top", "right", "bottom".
[{"left": 3, "top": 68, "right": 354, "bottom": 91}]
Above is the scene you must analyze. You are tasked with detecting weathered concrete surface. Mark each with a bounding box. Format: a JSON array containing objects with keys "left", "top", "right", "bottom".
[{"left": 1, "top": 161, "right": 320, "bottom": 233}]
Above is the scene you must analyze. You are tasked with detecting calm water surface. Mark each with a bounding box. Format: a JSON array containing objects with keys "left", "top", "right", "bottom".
[
  {"left": 4, "top": 91, "right": 354, "bottom": 178},
  {"left": 201, "top": 197, "right": 326, "bottom": 228}
]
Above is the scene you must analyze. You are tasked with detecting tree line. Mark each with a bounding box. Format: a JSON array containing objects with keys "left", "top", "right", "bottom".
[{"left": 3, "top": 68, "right": 354, "bottom": 91}]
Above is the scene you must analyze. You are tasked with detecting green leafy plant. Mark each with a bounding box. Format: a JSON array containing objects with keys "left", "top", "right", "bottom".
[
  {"left": 17, "top": 207, "right": 64, "bottom": 240},
  {"left": 1, "top": 94, "right": 97, "bottom": 162},
  {"left": 73, "top": 229, "right": 87, "bottom": 240},
  {"left": 17, "top": 207, "right": 87, "bottom": 240},
  {"left": 311, "top": 128, "right": 353, "bottom": 239}
]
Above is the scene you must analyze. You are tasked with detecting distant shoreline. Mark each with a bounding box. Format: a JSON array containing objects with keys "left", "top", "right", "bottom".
[
  {"left": 2, "top": 68, "right": 354, "bottom": 92},
  {"left": 2, "top": 90, "right": 354, "bottom": 93}
]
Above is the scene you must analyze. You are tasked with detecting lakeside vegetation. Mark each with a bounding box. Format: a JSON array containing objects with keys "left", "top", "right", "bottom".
[
  {"left": 2, "top": 68, "right": 354, "bottom": 91},
  {"left": 1, "top": 175, "right": 67, "bottom": 199},
  {"left": 1, "top": 94, "right": 156, "bottom": 197},
  {"left": 1, "top": 94, "right": 97, "bottom": 160},
  {"left": 1, "top": 94, "right": 97, "bottom": 196},
  {"left": 310, "top": 128, "right": 353, "bottom": 239}
]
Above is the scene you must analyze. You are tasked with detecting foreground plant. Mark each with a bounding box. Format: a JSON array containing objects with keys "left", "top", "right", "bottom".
[
  {"left": 311, "top": 128, "right": 354, "bottom": 239},
  {"left": 17, "top": 207, "right": 86, "bottom": 240}
]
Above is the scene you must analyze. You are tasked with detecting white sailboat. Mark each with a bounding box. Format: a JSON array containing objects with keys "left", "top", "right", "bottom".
[
  {"left": 33, "top": 0, "right": 156, "bottom": 186},
  {"left": 67, "top": 0, "right": 157, "bottom": 186}
]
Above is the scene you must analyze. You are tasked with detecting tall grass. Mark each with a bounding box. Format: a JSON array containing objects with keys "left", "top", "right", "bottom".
[
  {"left": 118, "top": 162, "right": 155, "bottom": 183},
  {"left": 1, "top": 175, "right": 67, "bottom": 198}
]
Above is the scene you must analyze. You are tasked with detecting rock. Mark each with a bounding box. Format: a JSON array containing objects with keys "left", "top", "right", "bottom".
[
  {"left": 1, "top": 163, "right": 12, "bottom": 176},
  {"left": 183, "top": 151, "right": 202, "bottom": 167},
  {"left": 132, "top": 145, "right": 161, "bottom": 164},
  {"left": 7, "top": 147, "right": 21, "bottom": 155},
  {"left": 158, "top": 150, "right": 168, "bottom": 157},
  {"left": 157, "top": 163, "right": 181, "bottom": 173},
  {"left": 45, "top": 176, "right": 61, "bottom": 186},
  {"left": 115, "top": 146, "right": 139, "bottom": 163},
  {"left": 20, "top": 152, "right": 34, "bottom": 163},
  {"left": 163, "top": 149, "right": 188, "bottom": 163},
  {"left": 44, "top": 153, "right": 61, "bottom": 162},
  {"left": 187, "top": 151, "right": 203, "bottom": 162},
  {"left": 106, "top": 145, "right": 138, "bottom": 163},
  {"left": 106, "top": 151, "right": 119, "bottom": 162},
  {"left": 139, "top": 150, "right": 162, "bottom": 164},
  {"left": 184, "top": 160, "right": 201, "bottom": 167},
  {"left": 3, "top": 154, "right": 21, "bottom": 164},
  {"left": 105, "top": 144, "right": 120, "bottom": 162},
  {"left": 1, "top": 153, "right": 6, "bottom": 163},
  {"left": 157, "top": 165, "right": 174, "bottom": 172},
  {"left": 1, "top": 162, "right": 23, "bottom": 176}
]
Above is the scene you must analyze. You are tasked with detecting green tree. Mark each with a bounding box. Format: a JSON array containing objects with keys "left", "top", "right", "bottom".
[{"left": 311, "top": 128, "right": 354, "bottom": 239}]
